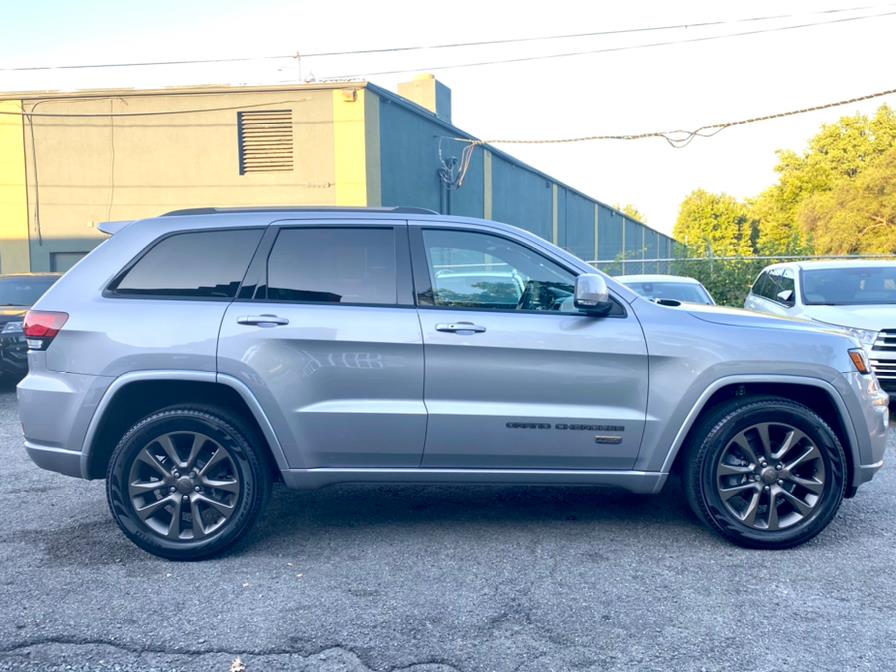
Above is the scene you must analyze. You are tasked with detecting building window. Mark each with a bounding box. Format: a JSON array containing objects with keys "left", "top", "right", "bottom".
[
  {"left": 50, "top": 252, "right": 87, "bottom": 273},
  {"left": 237, "top": 109, "right": 294, "bottom": 174}
]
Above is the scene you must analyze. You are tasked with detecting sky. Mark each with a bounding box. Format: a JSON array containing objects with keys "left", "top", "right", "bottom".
[{"left": 1, "top": 0, "right": 894, "bottom": 237}]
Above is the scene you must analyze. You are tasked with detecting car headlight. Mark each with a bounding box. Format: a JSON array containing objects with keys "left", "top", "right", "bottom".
[
  {"left": 1, "top": 320, "right": 23, "bottom": 334},
  {"left": 843, "top": 326, "right": 879, "bottom": 350},
  {"left": 819, "top": 322, "right": 879, "bottom": 350}
]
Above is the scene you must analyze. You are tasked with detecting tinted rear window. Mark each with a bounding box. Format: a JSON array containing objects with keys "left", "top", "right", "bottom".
[
  {"left": 0, "top": 276, "right": 58, "bottom": 307},
  {"left": 112, "top": 229, "right": 262, "bottom": 298},
  {"left": 266, "top": 227, "right": 397, "bottom": 304}
]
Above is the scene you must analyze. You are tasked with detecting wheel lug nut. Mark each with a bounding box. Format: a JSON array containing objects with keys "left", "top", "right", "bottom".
[
  {"left": 169, "top": 486, "right": 176, "bottom": 493},
  {"left": 194, "top": 486, "right": 201, "bottom": 492},
  {"left": 776, "top": 464, "right": 783, "bottom": 470},
  {"left": 777, "top": 480, "right": 784, "bottom": 486},
  {"left": 763, "top": 485, "right": 770, "bottom": 491}
]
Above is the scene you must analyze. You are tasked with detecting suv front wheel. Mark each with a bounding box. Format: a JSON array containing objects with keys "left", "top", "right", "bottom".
[
  {"left": 683, "top": 397, "right": 847, "bottom": 549},
  {"left": 106, "top": 406, "right": 271, "bottom": 560}
]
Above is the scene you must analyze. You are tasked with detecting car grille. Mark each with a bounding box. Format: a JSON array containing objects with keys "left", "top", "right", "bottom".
[{"left": 870, "top": 329, "right": 896, "bottom": 392}]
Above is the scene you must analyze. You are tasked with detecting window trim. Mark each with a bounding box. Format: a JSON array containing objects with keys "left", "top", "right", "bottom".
[
  {"left": 103, "top": 226, "right": 266, "bottom": 302},
  {"left": 408, "top": 225, "right": 626, "bottom": 318},
  {"left": 236, "top": 223, "right": 415, "bottom": 308}
]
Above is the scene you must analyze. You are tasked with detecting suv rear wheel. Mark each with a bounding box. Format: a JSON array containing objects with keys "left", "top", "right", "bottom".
[
  {"left": 682, "top": 397, "right": 846, "bottom": 549},
  {"left": 106, "top": 406, "right": 271, "bottom": 560}
]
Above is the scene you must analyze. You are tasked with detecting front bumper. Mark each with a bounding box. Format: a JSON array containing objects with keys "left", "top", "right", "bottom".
[{"left": 839, "top": 371, "right": 889, "bottom": 490}]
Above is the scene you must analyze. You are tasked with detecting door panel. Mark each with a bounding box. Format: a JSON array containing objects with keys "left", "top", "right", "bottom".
[
  {"left": 411, "top": 225, "right": 648, "bottom": 470},
  {"left": 419, "top": 310, "right": 648, "bottom": 468},
  {"left": 217, "top": 222, "right": 425, "bottom": 470},
  {"left": 218, "top": 304, "right": 425, "bottom": 468}
]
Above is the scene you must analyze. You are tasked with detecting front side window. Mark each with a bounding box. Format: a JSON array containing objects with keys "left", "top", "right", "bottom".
[
  {"left": 751, "top": 271, "right": 770, "bottom": 298},
  {"left": 112, "top": 229, "right": 262, "bottom": 298},
  {"left": 420, "top": 229, "right": 585, "bottom": 312},
  {"left": 266, "top": 227, "right": 397, "bottom": 305}
]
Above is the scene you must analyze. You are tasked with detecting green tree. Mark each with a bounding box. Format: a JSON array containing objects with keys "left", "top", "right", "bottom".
[
  {"left": 798, "top": 146, "right": 896, "bottom": 254},
  {"left": 755, "top": 104, "right": 896, "bottom": 254},
  {"left": 673, "top": 189, "right": 755, "bottom": 257}
]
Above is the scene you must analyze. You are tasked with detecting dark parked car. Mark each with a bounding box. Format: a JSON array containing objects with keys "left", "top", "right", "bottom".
[{"left": 0, "top": 273, "right": 61, "bottom": 378}]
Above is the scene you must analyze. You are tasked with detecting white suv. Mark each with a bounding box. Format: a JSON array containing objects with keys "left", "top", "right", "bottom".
[{"left": 745, "top": 260, "right": 896, "bottom": 398}]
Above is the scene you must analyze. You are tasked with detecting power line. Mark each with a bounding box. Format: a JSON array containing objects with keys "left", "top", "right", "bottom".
[
  {"left": 0, "top": 98, "right": 311, "bottom": 118},
  {"left": 1, "top": 3, "right": 892, "bottom": 73},
  {"left": 0, "top": 54, "right": 294, "bottom": 73},
  {"left": 304, "top": 3, "right": 896, "bottom": 56},
  {"left": 454, "top": 87, "right": 896, "bottom": 149},
  {"left": 328, "top": 10, "right": 896, "bottom": 78}
]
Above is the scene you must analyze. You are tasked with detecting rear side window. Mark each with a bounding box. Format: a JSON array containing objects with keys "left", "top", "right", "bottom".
[
  {"left": 265, "top": 227, "right": 397, "bottom": 304},
  {"left": 110, "top": 229, "right": 262, "bottom": 298}
]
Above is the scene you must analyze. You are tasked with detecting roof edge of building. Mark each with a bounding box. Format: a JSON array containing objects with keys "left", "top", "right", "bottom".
[{"left": 0, "top": 79, "right": 670, "bottom": 240}]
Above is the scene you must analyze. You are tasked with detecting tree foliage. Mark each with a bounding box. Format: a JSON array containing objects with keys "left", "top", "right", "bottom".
[
  {"left": 667, "top": 105, "right": 896, "bottom": 304},
  {"left": 756, "top": 104, "right": 896, "bottom": 254},
  {"left": 672, "top": 189, "right": 755, "bottom": 257}
]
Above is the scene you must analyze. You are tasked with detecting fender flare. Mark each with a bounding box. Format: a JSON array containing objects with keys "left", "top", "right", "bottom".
[
  {"left": 658, "top": 374, "right": 861, "bottom": 483},
  {"left": 79, "top": 370, "right": 289, "bottom": 478}
]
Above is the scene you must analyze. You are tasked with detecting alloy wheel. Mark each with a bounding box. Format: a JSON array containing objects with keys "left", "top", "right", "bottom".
[
  {"left": 715, "top": 422, "right": 826, "bottom": 531},
  {"left": 127, "top": 431, "right": 241, "bottom": 541}
]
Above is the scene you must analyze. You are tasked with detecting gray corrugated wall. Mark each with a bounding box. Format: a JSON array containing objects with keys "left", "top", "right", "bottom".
[
  {"left": 376, "top": 94, "right": 674, "bottom": 270},
  {"left": 489, "top": 156, "right": 553, "bottom": 241},
  {"left": 378, "top": 98, "right": 484, "bottom": 217}
]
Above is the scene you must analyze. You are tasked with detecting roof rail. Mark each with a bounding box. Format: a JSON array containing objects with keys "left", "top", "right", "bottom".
[{"left": 160, "top": 206, "right": 438, "bottom": 217}]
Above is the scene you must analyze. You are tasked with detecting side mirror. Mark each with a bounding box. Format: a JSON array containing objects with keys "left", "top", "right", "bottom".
[
  {"left": 574, "top": 274, "right": 613, "bottom": 315},
  {"left": 777, "top": 289, "right": 794, "bottom": 306}
]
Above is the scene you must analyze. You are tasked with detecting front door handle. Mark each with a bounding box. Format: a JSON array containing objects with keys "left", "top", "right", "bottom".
[
  {"left": 237, "top": 314, "right": 290, "bottom": 327},
  {"left": 435, "top": 321, "right": 486, "bottom": 334}
]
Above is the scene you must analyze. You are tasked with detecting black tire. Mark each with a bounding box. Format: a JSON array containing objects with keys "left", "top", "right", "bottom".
[
  {"left": 682, "top": 396, "right": 846, "bottom": 549},
  {"left": 106, "top": 406, "right": 271, "bottom": 560}
]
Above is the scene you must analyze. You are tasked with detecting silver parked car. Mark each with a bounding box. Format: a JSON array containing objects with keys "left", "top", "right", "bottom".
[
  {"left": 18, "top": 207, "right": 889, "bottom": 559},
  {"left": 616, "top": 274, "right": 715, "bottom": 305},
  {"left": 745, "top": 260, "right": 896, "bottom": 399}
]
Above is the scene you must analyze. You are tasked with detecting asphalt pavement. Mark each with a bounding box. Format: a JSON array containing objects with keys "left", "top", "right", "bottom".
[{"left": 0, "top": 384, "right": 894, "bottom": 672}]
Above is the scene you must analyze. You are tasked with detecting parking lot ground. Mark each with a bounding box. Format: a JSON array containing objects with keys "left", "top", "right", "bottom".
[{"left": 0, "top": 384, "right": 894, "bottom": 672}]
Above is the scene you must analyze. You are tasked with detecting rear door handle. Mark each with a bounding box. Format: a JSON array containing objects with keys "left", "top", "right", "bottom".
[
  {"left": 435, "top": 321, "right": 486, "bottom": 334},
  {"left": 237, "top": 314, "right": 290, "bottom": 327}
]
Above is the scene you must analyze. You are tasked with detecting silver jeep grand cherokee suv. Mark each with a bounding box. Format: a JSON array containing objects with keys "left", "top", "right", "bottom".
[{"left": 18, "top": 207, "right": 889, "bottom": 559}]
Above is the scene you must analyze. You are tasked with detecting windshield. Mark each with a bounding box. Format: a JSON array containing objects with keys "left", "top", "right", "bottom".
[
  {"left": 623, "top": 281, "right": 714, "bottom": 305},
  {"left": 0, "top": 276, "right": 58, "bottom": 306},
  {"left": 801, "top": 267, "right": 896, "bottom": 305}
]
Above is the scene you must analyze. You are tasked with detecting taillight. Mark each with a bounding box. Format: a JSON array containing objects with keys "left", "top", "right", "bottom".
[{"left": 23, "top": 310, "right": 68, "bottom": 350}]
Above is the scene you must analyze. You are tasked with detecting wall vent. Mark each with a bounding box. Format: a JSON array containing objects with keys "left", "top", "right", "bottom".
[{"left": 237, "top": 109, "right": 294, "bottom": 174}]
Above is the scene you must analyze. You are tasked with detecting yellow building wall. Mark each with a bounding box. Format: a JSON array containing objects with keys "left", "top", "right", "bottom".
[
  {"left": 332, "top": 87, "right": 380, "bottom": 206},
  {"left": 0, "top": 100, "right": 30, "bottom": 272},
  {"left": 20, "top": 87, "right": 339, "bottom": 271}
]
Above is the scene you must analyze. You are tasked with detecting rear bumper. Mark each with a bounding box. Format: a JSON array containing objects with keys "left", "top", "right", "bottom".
[
  {"left": 17, "top": 363, "right": 113, "bottom": 478},
  {"left": 24, "top": 442, "right": 83, "bottom": 478}
]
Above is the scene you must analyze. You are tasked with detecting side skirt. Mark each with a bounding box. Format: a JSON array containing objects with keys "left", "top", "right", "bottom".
[{"left": 280, "top": 468, "right": 668, "bottom": 493}]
